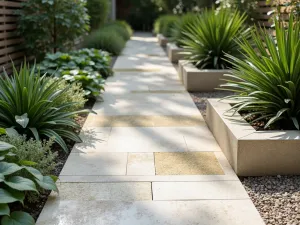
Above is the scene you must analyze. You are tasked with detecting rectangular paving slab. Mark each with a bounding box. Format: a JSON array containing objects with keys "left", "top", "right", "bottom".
[
  {"left": 36, "top": 200, "right": 265, "bottom": 225},
  {"left": 152, "top": 181, "right": 249, "bottom": 200},
  {"left": 52, "top": 182, "right": 152, "bottom": 201},
  {"left": 60, "top": 153, "right": 128, "bottom": 176},
  {"left": 155, "top": 152, "right": 224, "bottom": 175},
  {"left": 127, "top": 153, "right": 155, "bottom": 175}
]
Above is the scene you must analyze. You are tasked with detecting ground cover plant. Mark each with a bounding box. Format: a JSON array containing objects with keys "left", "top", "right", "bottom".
[
  {"left": 0, "top": 141, "right": 58, "bottom": 225},
  {"left": 181, "top": 8, "right": 250, "bottom": 69},
  {"left": 83, "top": 21, "right": 133, "bottom": 55},
  {"left": 39, "top": 48, "right": 111, "bottom": 98},
  {"left": 16, "top": 0, "right": 89, "bottom": 59},
  {"left": 0, "top": 63, "right": 89, "bottom": 152},
  {"left": 220, "top": 15, "right": 300, "bottom": 130}
]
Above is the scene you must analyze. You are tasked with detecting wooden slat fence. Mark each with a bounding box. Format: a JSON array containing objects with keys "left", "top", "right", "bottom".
[
  {"left": 255, "top": 0, "right": 292, "bottom": 27},
  {"left": 0, "top": 0, "right": 26, "bottom": 72}
]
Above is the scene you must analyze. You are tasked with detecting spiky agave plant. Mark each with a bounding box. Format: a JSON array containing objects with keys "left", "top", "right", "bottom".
[
  {"left": 181, "top": 8, "right": 250, "bottom": 69},
  {"left": 0, "top": 63, "right": 90, "bottom": 152},
  {"left": 221, "top": 15, "right": 300, "bottom": 130}
]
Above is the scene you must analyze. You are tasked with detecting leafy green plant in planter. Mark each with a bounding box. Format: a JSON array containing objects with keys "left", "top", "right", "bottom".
[
  {"left": 170, "top": 13, "right": 198, "bottom": 47},
  {"left": 220, "top": 15, "right": 300, "bottom": 130},
  {"left": 0, "top": 63, "right": 89, "bottom": 152},
  {"left": 16, "top": 0, "right": 89, "bottom": 59},
  {"left": 39, "top": 48, "right": 112, "bottom": 97},
  {"left": 0, "top": 141, "right": 58, "bottom": 225},
  {"left": 181, "top": 8, "right": 250, "bottom": 69}
]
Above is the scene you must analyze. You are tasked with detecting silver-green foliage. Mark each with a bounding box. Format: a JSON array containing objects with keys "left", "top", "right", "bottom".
[
  {"left": 0, "top": 63, "right": 89, "bottom": 152},
  {"left": 181, "top": 8, "right": 250, "bottom": 69},
  {"left": 0, "top": 135, "right": 56, "bottom": 175},
  {"left": 0, "top": 141, "right": 58, "bottom": 225},
  {"left": 221, "top": 16, "right": 300, "bottom": 130}
]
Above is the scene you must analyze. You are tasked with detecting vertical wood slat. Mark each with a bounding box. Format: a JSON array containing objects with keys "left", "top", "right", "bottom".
[
  {"left": 0, "top": 0, "right": 26, "bottom": 71},
  {"left": 255, "top": 0, "right": 292, "bottom": 28}
]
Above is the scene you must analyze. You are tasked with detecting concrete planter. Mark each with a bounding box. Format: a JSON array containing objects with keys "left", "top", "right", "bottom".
[
  {"left": 157, "top": 34, "right": 168, "bottom": 47},
  {"left": 177, "top": 60, "right": 188, "bottom": 82},
  {"left": 182, "top": 62, "right": 230, "bottom": 91},
  {"left": 166, "top": 43, "right": 185, "bottom": 63},
  {"left": 206, "top": 99, "right": 300, "bottom": 176}
]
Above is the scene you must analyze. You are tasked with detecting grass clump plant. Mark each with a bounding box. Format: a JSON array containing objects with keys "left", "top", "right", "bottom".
[
  {"left": 181, "top": 8, "right": 250, "bottom": 69},
  {"left": 221, "top": 15, "right": 300, "bottom": 130}
]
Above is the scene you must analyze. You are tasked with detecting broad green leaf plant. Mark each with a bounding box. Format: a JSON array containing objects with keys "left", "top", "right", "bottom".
[
  {"left": 39, "top": 48, "right": 111, "bottom": 98},
  {"left": 0, "top": 141, "right": 58, "bottom": 225},
  {"left": 181, "top": 8, "right": 251, "bottom": 69},
  {"left": 221, "top": 15, "right": 300, "bottom": 130},
  {"left": 0, "top": 63, "right": 89, "bottom": 152}
]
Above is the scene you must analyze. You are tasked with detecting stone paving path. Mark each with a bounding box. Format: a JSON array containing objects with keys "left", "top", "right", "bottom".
[{"left": 37, "top": 33, "right": 265, "bottom": 225}]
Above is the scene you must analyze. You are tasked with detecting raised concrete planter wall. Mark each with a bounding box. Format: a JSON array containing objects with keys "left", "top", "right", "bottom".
[
  {"left": 182, "top": 62, "right": 230, "bottom": 91},
  {"left": 157, "top": 34, "right": 168, "bottom": 47},
  {"left": 206, "top": 99, "right": 300, "bottom": 176},
  {"left": 166, "top": 43, "right": 185, "bottom": 63},
  {"left": 177, "top": 60, "right": 188, "bottom": 82}
]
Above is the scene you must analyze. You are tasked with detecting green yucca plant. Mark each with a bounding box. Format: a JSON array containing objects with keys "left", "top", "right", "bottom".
[
  {"left": 221, "top": 15, "right": 300, "bottom": 130},
  {"left": 0, "top": 63, "right": 89, "bottom": 152},
  {"left": 170, "top": 13, "right": 198, "bottom": 47},
  {"left": 181, "top": 8, "right": 250, "bottom": 69}
]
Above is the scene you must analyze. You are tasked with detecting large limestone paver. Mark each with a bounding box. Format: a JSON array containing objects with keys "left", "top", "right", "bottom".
[
  {"left": 37, "top": 33, "right": 264, "bottom": 225},
  {"left": 152, "top": 181, "right": 249, "bottom": 200},
  {"left": 37, "top": 200, "right": 264, "bottom": 225},
  {"left": 52, "top": 182, "right": 152, "bottom": 201}
]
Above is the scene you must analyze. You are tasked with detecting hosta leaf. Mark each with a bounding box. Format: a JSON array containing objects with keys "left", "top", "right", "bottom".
[
  {"left": 1, "top": 211, "right": 35, "bottom": 225},
  {"left": 35, "top": 176, "right": 58, "bottom": 192},
  {"left": 23, "top": 166, "right": 43, "bottom": 181},
  {"left": 0, "top": 142, "right": 15, "bottom": 151},
  {"left": 0, "top": 162, "right": 22, "bottom": 175},
  {"left": 15, "top": 113, "right": 29, "bottom": 128},
  {"left": 19, "top": 160, "right": 37, "bottom": 166},
  {"left": 0, "top": 204, "right": 9, "bottom": 216},
  {"left": 4, "top": 176, "right": 38, "bottom": 192},
  {"left": 0, "top": 188, "right": 24, "bottom": 204},
  {"left": 5, "top": 128, "right": 19, "bottom": 137}
]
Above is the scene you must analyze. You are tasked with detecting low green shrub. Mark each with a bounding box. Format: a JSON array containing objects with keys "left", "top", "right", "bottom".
[
  {"left": 83, "top": 29, "right": 126, "bottom": 55},
  {"left": 0, "top": 135, "right": 57, "bottom": 175},
  {"left": 107, "top": 21, "right": 133, "bottom": 40},
  {"left": 0, "top": 141, "right": 58, "bottom": 225},
  {"left": 170, "top": 13, "right": 198, "bottom": 47},
  {"left": 154, "top": 15, "right": 179, "bottom": 37},
  {"left": 220, "top": 15, "right": 300, "bottom": 130},
  {"left": 0, "top": 63, "right": 89, "bottom": 152},
  {"left": 181, "top": 9, "right": 250, "bottom": 69},
  {"left": 50, "top": 79, "right": 87, "bottom": 112},
  {"left": 87, "top": 0, "right": 110, "bottom": 30},
  {"left": 39, "top": 48, "right": 111, "bottom": 97}
]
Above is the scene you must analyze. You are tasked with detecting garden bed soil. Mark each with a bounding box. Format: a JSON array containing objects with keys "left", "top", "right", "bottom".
[
  {"left": 11, "top": 98, "right": 95, "bottom": 221},
  {"left": 190, "top": 91, "right": 300, "bottom": 225}
]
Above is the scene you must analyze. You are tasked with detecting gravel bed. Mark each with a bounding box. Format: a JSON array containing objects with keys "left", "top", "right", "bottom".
[
  {"left": 189, "top": 91, "right": 232, "bottom": 117},
  {"left": 242, "top": 176, "right": 300, "bottom": 225},
  {"left": 190, "top": 91, "right": 300, "bottom": 225}
]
